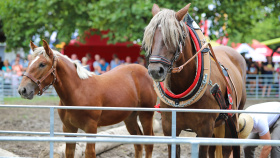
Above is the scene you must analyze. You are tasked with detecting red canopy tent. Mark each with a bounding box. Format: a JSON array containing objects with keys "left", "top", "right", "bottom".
[
  {"left": 62, "top": 31, "right": 142, "bottom": 63},
  {"left": 251, "top": 39, "right": 280, "bottom": 62}
]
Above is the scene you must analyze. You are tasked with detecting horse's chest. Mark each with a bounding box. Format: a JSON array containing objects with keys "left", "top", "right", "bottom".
[{"left": 61, "top": 110, "right": 94, "bottom": 129}]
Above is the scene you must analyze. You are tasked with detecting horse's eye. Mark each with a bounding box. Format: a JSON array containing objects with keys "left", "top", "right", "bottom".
[{"left": 39, "top": 63, "right": 46, "bottom": 68}]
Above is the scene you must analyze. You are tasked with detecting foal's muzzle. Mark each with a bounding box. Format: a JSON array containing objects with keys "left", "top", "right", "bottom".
[{"left": 18, "top": 83, "right": 36, "bottom": 100}]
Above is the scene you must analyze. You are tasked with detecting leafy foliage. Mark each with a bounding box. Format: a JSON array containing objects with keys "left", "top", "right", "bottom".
[{"left": 0, "top": 0, "right": 279, "bottom": 52}]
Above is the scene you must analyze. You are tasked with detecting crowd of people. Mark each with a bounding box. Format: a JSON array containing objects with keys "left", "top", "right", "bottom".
[
  {"left": 71, "top": 53, "right": 145, "bottom": 75},
  {"left": 0, "top": 53, "right": 145, "bottom": 96},
  {"left": 3, "top": 49, "right": 280, "bottom": 98},
  {"left": 247, "top": 56, "right": 280, "bottom": 97},
  {"left": 0, "top": 54, "right": 32, "bottom": 96},
  {"left": 245, "top": 55, "right": 280, "bottom": 97}
]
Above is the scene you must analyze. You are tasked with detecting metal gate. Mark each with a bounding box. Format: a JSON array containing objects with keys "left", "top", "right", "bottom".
[{"left": 1, "top": 105, "right": 280, "bottom": 158}]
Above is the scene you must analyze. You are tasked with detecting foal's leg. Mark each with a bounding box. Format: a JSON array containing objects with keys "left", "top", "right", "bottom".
[
  {"left": 63, "top": 125, "right": 78, "bottom": 158},
  {"left": 124, "top": 111, "right": 143, "bottom": 158},
  {"left": 84, "top": 120, "right": 98, "bottom": 158},
  {"left": 161, "top": 112, "right": 181, "bottom": 158},
  {"left": 139, "top": 111, "right": 155, "bottom": 158}
]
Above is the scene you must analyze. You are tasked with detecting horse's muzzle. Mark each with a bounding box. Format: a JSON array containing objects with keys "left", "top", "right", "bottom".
[
  {"left": 148, "top": 63, "right": 168, "bottom": 82},
  {"left": 18, "top": 86, "right": 35, "bottom": 100}
]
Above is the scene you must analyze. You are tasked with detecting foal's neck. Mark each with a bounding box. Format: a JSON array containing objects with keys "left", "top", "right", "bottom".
[
  {"left": 53, "top": 57, "right": 91, "bottom": 104},
  {"left": 168, "top": 36, "right": 196, "bottom": 94}
]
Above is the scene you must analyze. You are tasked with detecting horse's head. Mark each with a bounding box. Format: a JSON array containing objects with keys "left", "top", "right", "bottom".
[
  {"left": 18, "top": 40, "right": 56, "bottom": 99},
  {"left": 143, "top": 4, "right": 191, "bottom": 82}
]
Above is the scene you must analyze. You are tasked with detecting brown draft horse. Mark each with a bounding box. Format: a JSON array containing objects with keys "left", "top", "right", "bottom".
[
  {"left": 142, "top": 3, "right": 247, "bottom": 158},
  {"left": 18, "top": 40, "right": 157, "bottom": 158}
]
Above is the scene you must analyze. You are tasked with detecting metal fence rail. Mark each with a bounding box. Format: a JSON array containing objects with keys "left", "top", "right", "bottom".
[
  {"left": 246, "top": 74, "right": 280, "bottom": 99},
  {"left": 1, "top": 105, "right": 280, "bottom": 158}
]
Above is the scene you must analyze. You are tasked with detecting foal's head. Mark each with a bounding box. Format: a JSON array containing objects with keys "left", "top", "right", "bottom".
[
  {"left": 142, "top": 4, "right": 190, "bottom": 82},
  {"left": 18, "top": 40, "right": 57, "bottom": 99}
]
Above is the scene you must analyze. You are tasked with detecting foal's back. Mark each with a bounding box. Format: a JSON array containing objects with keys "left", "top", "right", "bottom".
[
  {"left": 91, "top": 64, "right": 157, "bottom": 126},
  {"left": 97, "top": 64, "right": 156, "bottom": 108}
]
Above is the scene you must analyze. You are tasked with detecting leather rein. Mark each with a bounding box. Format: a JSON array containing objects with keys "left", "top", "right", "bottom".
[{"left": 22, "top": 57, "right": 57, "bottom": 96}]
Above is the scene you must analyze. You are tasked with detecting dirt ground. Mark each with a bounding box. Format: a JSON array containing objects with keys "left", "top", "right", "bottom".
[{"left": 0, "top": 99, "right": 276, "bottom": 157}]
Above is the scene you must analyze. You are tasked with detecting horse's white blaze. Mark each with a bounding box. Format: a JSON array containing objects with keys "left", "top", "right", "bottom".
[{"left": 30, "top": 56, "right": 40, "bottom": 67}]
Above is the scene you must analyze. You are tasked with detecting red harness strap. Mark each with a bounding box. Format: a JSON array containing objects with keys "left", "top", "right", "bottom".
[{"left": 210, "top": 83, "right": 240, "bottom": 158}]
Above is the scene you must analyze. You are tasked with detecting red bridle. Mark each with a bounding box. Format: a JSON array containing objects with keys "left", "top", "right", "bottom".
[{"left": 22, "top": 57, "right": 57, "bottom": 96}]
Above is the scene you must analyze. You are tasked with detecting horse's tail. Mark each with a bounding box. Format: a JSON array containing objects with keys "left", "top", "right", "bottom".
[
  {"left": 73, "top": 61, "right": 95, "bottom": 79},
  {"left": 214, "top": 124, "right": 225, "bottom": 157}
]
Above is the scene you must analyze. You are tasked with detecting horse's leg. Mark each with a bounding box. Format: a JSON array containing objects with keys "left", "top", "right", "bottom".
[
  {"left": 161, "top": 112, "right": 181, "bottom": 158},
  {"left": 222, "top": 124, "right": 233, "bottom": 158},
  {"left": 84, "top": 120, "right": 98, "bottom": 158},
  {"left": 124, "top": 111, "right": 143, "bottom": 158},
  {"left": 222, "top": 115, "right": 241, "bottom": 158},
  {"left": 139, "top": 111, "right": 154, "bottom": 158},
  {"left": 196, "top": 122, "right": 215, "bottom": 158},
  {"left": 63, "top": 125, "right": 78, "bottom": 158},
  {"left": 208, "top": 140, "right": 216, "bottom": 158}
]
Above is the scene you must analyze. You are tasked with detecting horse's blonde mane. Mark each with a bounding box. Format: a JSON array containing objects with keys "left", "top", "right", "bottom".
[
  {"left": 32, "top": 47, "right": 95, "bottom": 79},
  {"left": 142, "top": 9, "right": 187, "bottom": 55}
]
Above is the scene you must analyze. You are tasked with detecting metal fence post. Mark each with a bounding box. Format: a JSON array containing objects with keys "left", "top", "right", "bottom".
[
  {"left": 171, "top": 110, "right": 176, "bottom": 158},
  {"left": 50, "top": 107, "right": 54, "bottom": 158}
]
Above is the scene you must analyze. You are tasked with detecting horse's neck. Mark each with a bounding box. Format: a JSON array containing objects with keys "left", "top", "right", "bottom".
[
  {"left": 168, "top": 37, "right": 196, "bottom": 94},
  {"left": 53, "top": 57, "right": 91, "bottom": 103}
]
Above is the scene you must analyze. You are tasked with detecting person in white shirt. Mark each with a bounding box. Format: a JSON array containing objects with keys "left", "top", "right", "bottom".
[{"left": 239, "top": 102, "right": 280, "bottom": 158}]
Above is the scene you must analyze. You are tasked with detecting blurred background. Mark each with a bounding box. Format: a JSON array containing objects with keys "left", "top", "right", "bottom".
[{"left": 0, "top": 0, "right": 279, "bottom": 103}]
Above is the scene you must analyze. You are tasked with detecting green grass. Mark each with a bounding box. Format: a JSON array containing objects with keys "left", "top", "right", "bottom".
[{"left": 3, "top": 96, "right": 60, "bottom": 105}]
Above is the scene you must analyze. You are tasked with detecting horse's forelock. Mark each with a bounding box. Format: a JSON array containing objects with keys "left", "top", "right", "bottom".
[
  {"left": 32, "top": 47, "right": 59, "bottom": 60},
  {"left": 142, "top": 9, "right": 187, "bottom": 56}
]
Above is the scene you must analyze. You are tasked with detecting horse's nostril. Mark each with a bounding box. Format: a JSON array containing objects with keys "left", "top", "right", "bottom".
[
  {"left": 159, "top": 67, "right": 164, "bottom": 75},
  {"left": 23, "top": 88, "right": 26, "bottom": 94},
  {"left": 19, "top": 87, "right": 27, "bottom": 95}
]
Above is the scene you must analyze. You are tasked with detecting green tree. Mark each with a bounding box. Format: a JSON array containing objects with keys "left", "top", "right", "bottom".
[{"left": 0, "top": 0, "right": 279, "bottom": 52}]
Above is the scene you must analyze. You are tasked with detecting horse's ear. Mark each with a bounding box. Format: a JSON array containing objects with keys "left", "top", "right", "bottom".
[
  {"left": 152, "top": 4, "right": 160, "bottom": 16},
  {"left": 30, "top": 41, "right": 38, "bottom": 52},
  {"left": 42, "top": 39, "right": 53, "bottom": 59},
  {"left": 175, "top": 3, "right": 191, "bottom": 21}
]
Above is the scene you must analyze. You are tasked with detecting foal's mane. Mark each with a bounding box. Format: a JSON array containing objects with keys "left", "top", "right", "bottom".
[
  {"left": 142, "top": 9, "right": 188, "bottom": 55},
  {"left": 32, "top": 47, "right": 95, "bottom": 79}
]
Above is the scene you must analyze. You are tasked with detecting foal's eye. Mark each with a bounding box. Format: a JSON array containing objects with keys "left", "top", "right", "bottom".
[{"left": 39, "top": 63, "right": 46, "bottom": 68}]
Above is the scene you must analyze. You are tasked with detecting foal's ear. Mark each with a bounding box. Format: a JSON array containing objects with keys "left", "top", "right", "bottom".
[
  {"left": 152, "top": 4, "right": 160, "bottom": 16},
  {"left": 30, "top": 41, "right": 38, "bottom": 52},
  {"left": 42, "top": 39, "right": 54, "bottom": 59},
  {"left": 176, "top": 3, "right": 191, "bottom": 21}
]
